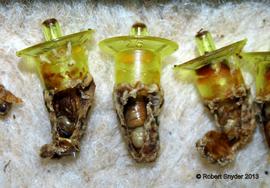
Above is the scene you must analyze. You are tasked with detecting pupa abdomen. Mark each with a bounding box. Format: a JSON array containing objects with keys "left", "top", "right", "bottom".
[{"left": 125, "top": 97, "right": 147, "bottom": 128}]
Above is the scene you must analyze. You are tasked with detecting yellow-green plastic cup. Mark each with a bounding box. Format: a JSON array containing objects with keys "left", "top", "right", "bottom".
[
  {"left": 174, "top": 31, "right": 246, "bottom": 100},
  {"left": 16, "top": 18, "right": 94, "bottom": 92},
  {"left": 99, "top": 23, "right": 178, "bottom": 86},
  {"left": 242, "top": 52, "right": 270, "bottom": 101}
]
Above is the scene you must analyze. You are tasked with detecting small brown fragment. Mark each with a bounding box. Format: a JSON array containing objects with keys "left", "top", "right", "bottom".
[
  {"left": 196, "top": 131, "right": 235, "bottom": 165},
  {"left": 0, "top": 85, "right": 22, "bottom": 104},
  {"left": 0, "top": 85, "right": 22, "bottom": 117}
]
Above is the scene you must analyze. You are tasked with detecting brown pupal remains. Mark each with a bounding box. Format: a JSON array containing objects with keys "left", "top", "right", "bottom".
[
  {"left": 40, "top": 74, "right": 95, "bottom": 158},
  {"left": 125, "top": 96, "right": 147, "bottom": 128},
  {"left": 196, "top": 87, "right": 256, "bottom": 166},
  {"left": 114, "top": 82, "right": 163, "bottom": 162}
]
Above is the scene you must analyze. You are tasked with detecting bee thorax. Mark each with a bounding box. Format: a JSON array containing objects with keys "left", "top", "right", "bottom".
[{"left": 57, "top": 115, "right": 75, "bottom": 138}]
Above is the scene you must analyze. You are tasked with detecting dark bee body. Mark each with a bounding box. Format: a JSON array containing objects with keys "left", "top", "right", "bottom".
[{"left": 40, "top": 74, "right": 95, "bottom": 158}]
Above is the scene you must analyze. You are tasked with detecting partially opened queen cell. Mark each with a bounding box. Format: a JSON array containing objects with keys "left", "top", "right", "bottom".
[
  {"left": 242, "top": 52, "right": 270, "bottom": 149},
  {"left": 174, "top": 30, "right": 255, "bottom": 166},
  {"left": 99, "top": 23, "right": 178, "bottom": 162},
  {"left": 16, "top": 18, "right": 96, "bottom": 158}
]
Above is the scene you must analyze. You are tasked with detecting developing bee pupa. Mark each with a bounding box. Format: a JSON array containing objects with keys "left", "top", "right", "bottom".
[
  {"left": 0, "top": 84, "right": 22, "bottom": 117},
  {"left": 99, "top": 23, "right": 178, "bottom": 162},
  {"left": 242, "top": 52, "right": 270, "bottom": 149},
  {"left": 16, "top": 18, "right": 95, "bottom": 158},
  {"left": 174, "top": 30, "right": 255, "bottom": 166}
]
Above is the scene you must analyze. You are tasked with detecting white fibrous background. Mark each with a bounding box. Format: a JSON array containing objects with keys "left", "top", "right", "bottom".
[{"left": 0, "top": 1, "right": 270, "bottom": 187}]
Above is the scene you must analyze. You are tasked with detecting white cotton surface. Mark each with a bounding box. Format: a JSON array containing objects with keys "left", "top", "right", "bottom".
[{"left": 0, "top": 1, "right": 270, "bottom": 187}]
